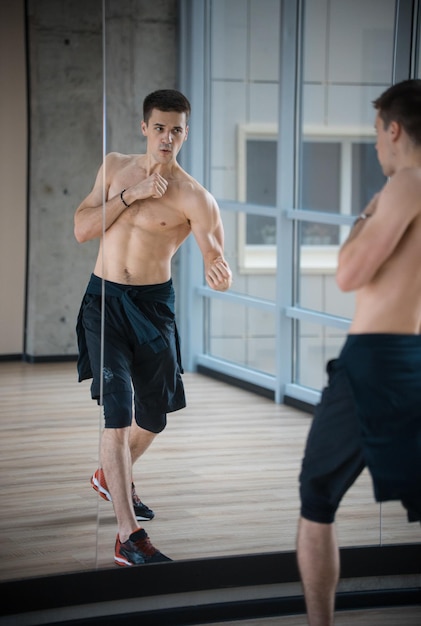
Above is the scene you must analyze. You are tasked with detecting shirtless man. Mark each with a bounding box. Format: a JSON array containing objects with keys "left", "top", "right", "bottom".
[
  {"left": 74, "top": 89, "right": 232, "bottom": 566},
  {"left": 296, "top": 79, "right": 421, "bottom": 625}
]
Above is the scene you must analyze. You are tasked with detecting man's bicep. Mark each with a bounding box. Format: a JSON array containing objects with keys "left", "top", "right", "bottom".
[
  {"left": 191, "top": 222, "right": 224, "bottom": 262},
  {"left": 372, "top": 178, "right": 417, "bottom": 250},
  {"left": 189, "top": 195, "right": 224, "bottom": 254},
  {"left": 337, "top": 189, "right": 410, "bottom": 291}
]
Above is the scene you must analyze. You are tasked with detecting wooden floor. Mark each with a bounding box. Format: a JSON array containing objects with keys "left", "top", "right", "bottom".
[{"left": 0, "top": 361, "right": 420, "bottom": 623}]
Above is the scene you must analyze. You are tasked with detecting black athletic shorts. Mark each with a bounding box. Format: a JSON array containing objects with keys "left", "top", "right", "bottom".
[
  {"left": 300, "top": 334, "right": 421, "bottom": 524},
  {"left": 76, "top": 274, "right": 186, "bottom": 430}
]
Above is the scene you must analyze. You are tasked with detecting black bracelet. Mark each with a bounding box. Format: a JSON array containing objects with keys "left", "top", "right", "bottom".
[{"left": 120, "top": 189, "right": 130, "bottom": 208}]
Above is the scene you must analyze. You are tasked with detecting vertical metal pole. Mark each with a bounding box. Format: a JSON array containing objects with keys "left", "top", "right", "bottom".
[
  {"left": 177, "top": 0, "right": 207, "bottom": 372},
  {"left": 393, "top": 0, "right": 417, "bottom": 81},
  {"left": 275, "top": 0, "right": 301, "bottom": 403}
]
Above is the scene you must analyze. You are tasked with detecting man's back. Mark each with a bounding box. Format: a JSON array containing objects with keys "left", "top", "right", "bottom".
[
  {"left": 349, "top": 167, "right": 421, "bottom": 334},
  {"left": 336, "top": 97, "right": 421, "bottom": 335}
]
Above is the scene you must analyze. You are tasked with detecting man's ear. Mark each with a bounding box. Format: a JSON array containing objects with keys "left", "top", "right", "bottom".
[
  {"left": 141, "top": 120, "right": 147, "bottom": 137},
  {"left": 184, "top": 125, "right": 189, "bottom": 141},
  {"left": 389, "top": 120, "right": 401, "bottom": 142}
]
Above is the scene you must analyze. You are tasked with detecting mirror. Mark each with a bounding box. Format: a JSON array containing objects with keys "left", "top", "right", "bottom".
[
  {"left": 1, "top": 0, "right": 420, "bottom": 586},
  {"left": 94, "top": 0, "right": 419, "bottom": 569}
]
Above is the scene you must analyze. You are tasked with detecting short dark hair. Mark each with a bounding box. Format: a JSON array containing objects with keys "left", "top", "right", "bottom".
[
  {"left": 373, "top": 79, "right": 421, "bottom": 145},
  {"left": 143, "top": 89, "right": 191, "bottom": 124}
]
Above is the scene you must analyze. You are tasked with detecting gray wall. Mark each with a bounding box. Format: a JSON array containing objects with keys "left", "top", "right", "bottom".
[{"left": 24, "top": 0, "right": 178, "bottom": 358}]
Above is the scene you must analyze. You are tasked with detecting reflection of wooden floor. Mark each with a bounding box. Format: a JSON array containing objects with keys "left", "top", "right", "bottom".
[{"left": 0, "top": 361, "right": 419, "bottom": 584}]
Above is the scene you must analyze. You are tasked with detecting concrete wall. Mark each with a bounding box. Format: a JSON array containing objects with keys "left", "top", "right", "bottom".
[
  {"left": 21, "top": 0, "right": 178, "bottom": 358},
  {"left": 25, "top": 0, "right": 102, "bottom": 358}
]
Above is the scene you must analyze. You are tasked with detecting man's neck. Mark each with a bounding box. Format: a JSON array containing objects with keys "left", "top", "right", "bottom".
[{"left": 143, "top": 153, "right": 180, "bottom": 177}]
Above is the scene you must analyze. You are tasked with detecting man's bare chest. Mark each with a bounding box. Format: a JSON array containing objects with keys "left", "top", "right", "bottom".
[{"left": 119, "top": 196, "right": 189, "bottom": 235}]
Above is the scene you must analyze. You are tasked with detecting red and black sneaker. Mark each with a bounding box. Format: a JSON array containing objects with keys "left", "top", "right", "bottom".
[
  {"left": 90, "top": 468, "right": 155, "bottom": 521},
  {"left": 90, "top": 468, "right": 111, "bottom": 501},
  {"left": 131, "top": 483, "right": 155, "bottom": 521},
  {"left": 114, "top": 528, "right": 172, "bottom": 566}
]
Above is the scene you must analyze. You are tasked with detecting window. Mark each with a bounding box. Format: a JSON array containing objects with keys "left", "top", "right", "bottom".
[{"left": 237, "top": 124, "right": 386, "bottom": 273}]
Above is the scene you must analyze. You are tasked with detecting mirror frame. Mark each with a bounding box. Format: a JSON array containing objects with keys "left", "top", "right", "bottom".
[
  {"left": 1, "top": 2, "right": 420, "bottom": 614},
  {"left": 2, "top": 545, "right": 420, "bottom": 623}
]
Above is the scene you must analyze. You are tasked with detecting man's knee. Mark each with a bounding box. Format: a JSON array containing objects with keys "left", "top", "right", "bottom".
[
  {"left": 298, "top": 515, "right": 335, "bottom": 544},
  {"left": 300, "top": 482, "right": 338, "bottom": 524},
  {"left": 103, "top": 391, "right": 133, "bottom": 428}
]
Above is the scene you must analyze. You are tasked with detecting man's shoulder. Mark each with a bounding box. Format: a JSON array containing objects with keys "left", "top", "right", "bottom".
[
  {"left": 104, "top": 152, "right": 146, "bottom": 181},
  {"left": 106, "top": 151, "right": 143, "bottom": 165},
  {"left": 179, "top": 175, "right": 216, "bottom": 208},
  {"left": 374, "top": 167, "right": 421, "bottom": 239},
  {"left": 391, "top": 166, "right": 421, "bottom": 187},
  {"left": 388, "top": 167, "right": 421, "bottom": 207},
  {"left": 174, "top": 168, "right": 207, "bottom": 196}
]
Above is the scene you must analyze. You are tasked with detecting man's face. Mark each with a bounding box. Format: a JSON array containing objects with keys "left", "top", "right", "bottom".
[{"left": 141, "top": 109, "right": 189, "bottom": 163}]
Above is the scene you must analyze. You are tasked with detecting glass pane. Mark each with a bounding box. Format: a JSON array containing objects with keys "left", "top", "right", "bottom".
[
  {"left": 246, "top": 138, "right": 277, "bottom": 244},
  {"left": 298, "top": 229, "right": 355, "bottom": 319},
  {"left": 296, "top": 0, "right": 402, "bottom": 550},
  {"left": 298, "top": 0, "right": 395, "bottom": 319},
  {"left": 209, "top": 0, "right": 280, "bottom": 295},
  {"left": 247, "top": 215, "right": 277, "bottom": 244},
  {"left": 220, "top": 207, "right": 277, "bottom": 300},
  {"left": 301, "top": 141, "right": 341, "bottom": 212},
  {"left": 207, "top": 299, "right": 276, "bottom": 376},
  {"left": 247, "top": 139, "right": 277, "bottom": 207},
  {"left": 351, "top": 142, "right": 387, "bottom": 214},
  {"left": 295, "top": 320, "right": 347, "bottom": 390},
  {"left": 209, "top": 0, "right": 280, "bottom": 202}
]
